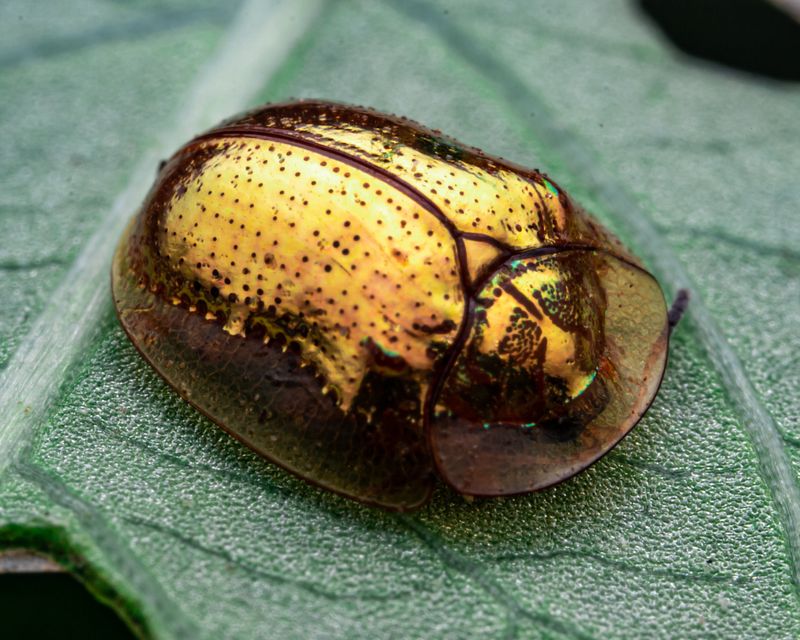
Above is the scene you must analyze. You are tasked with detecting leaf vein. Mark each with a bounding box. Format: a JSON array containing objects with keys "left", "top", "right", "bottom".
[
  {"left": 399, "top": 515, "right": 597, "bottom": 640},
  {"left": 124, "top": 515, "right": 416, "bottom": 603},
  {"left": 0, "top": 6, "right": 235, "bottom": 69},
  {"left": 489, "top": 549, "right": 734, "bottom": 587}
]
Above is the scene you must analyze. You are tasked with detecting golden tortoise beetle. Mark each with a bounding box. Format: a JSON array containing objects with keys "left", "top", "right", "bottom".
[{"left": 112, "top": 100, "right": 684, "bottom": 511}]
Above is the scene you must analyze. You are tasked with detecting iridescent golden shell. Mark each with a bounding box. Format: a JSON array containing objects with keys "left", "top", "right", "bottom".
[{"left": 112, "top": 100, "right": 670, "bottom": 510}]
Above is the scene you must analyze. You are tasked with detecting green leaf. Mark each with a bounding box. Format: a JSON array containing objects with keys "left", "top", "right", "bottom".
[{"left": 2, "top": 0, "right": 799, "bottom": 638}]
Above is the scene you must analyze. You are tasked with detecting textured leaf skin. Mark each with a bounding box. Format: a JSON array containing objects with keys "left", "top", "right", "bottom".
[{"left": 1, "top": 1, "right": 800, "bottom": 639}]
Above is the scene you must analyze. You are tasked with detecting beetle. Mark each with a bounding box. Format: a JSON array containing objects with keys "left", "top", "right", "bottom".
[{"left": 112, "top": 100, "right": 682, "bottom": 511}]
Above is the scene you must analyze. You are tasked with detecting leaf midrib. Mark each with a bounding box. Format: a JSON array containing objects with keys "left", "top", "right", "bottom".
[{"left": 0, "top": 0, "right": 326, "bottom": 471}]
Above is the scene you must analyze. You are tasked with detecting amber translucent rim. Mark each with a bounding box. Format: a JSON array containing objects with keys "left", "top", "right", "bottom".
[{"left": 111, "top": 234, "right": 435, "bottom": 512}]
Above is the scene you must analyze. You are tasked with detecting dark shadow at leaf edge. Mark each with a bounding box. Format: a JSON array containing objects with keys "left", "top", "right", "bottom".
[
  {"left": 0, "top": 571, "right": 135, "bottom": 639},
  {"left": 0, "top": 521, "right": 148, "bottom": 639}
]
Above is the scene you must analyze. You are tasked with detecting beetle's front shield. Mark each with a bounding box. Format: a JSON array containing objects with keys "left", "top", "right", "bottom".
[{"left": 428, "top": 249, "right": 669, "bottom": 496}]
